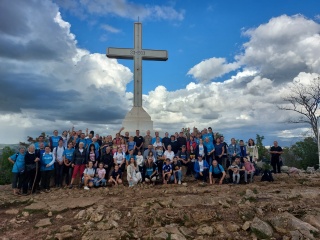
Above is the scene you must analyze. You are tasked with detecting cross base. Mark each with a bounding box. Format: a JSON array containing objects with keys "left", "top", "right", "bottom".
[{"left": 122, "top": 107, "right": 153, "bottom": 134}]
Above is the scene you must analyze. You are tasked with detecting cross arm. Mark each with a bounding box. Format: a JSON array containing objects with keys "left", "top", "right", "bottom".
[
  {"left": 142, "top": 49, "right": 168, "bottom": 61},
  {"left": 107, "top": 47, "right": 134, "bottom": 60}
]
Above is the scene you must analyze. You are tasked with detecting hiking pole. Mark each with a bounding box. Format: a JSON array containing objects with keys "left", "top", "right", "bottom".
[{"left": 31, "top": 161, "right": 39, "bottom": 194}]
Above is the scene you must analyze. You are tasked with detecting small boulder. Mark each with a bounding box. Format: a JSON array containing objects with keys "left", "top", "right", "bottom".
[
  {"left": 35, "top": 218, "right": 51, "bottom": 228},
  {"left": 5, "top": 209, "right": 19, "bottom": 215},
  {"left": 242, "top": 221, "right": 251, "bottom": 231},
  {"left": 197, "top": 225, "right": 214, "bottom": 235},
  {"left": 59, "top": 225, "right": 72, "bottom": 232},
  {"left": 251, "top": 217, "right": 273, "bottom": 238}
]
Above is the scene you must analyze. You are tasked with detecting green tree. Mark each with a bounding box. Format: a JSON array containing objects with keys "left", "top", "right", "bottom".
[
  {"left": 291, "top": 137, "right": 318, "bottom": 169},
  {"left": 256, "top": 134, "right": 270, "bottom": 161},
  {"left": 0, "top": 146, "right": 15, "bottom": 185}
]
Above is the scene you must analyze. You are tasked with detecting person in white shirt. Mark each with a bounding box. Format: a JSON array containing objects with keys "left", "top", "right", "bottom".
[
  {"left": 83, "top": 161, "right": 95, "bottom": 190},
  {"left": 53, "top": 139, "right": 65, "bottom": 188},
  {"left": 113, "top": 147, "right": 126, "bottom": 172},
  {"left": 163, "top": 145, "right": 175, "bottom": 163}
]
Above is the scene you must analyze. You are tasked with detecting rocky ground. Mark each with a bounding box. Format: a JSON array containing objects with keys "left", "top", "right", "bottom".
[{"left": 1, "top": 173, "right": 320, "bottom": 240}]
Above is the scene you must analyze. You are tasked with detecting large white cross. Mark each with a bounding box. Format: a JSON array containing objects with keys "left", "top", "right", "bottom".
[{"left": 107, "top": 22, "right": 168, "bottom": 107}]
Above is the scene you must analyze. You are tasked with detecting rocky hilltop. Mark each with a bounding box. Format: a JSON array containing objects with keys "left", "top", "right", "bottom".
[{"left": 1, "top": 173, "right": 320, "bottom": 240}]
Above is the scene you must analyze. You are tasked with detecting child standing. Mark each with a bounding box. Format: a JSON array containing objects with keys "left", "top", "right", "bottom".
[
  {"left": 136, "top": 150, "right": 144, "bottom": 173},
  {"left": 94, "top": 163, "right": 107, "bottom": 187}
]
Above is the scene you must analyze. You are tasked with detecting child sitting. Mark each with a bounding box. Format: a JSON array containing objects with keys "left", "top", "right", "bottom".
[
  {"left": 228, "top": 160, "right": 240, "bottom": 184},
  {"left": 108, "top": 165, "right": 122, "bottom": 186},
  {"left": 83, "top": 161, "right": 95, "bottom": 190},
  {"left": 243, "top": 157, "right": 255, "bottom": 183},
  {"left": 162, "top": 158, "right": 172, "bottom": 184},
  {"left": 94, "top": 163, "right": 107, "bottom": 187}
]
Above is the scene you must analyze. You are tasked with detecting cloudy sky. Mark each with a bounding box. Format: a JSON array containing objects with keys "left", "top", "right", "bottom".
[{"left": 1, "top": 0, "right": 320, "bottom": 146}]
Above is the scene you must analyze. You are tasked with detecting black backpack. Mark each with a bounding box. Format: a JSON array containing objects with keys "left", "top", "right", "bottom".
[{"left": 261, "top": 169, "right": 274, "bottom": 182}]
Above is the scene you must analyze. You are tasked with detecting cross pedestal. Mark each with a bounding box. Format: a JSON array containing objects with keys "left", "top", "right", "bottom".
[
  {"left": 122, "top": 107, "right": 153, "bottom": 134},
  {"left": 107, "top": 22, "right": 168, "bottom": 134}
]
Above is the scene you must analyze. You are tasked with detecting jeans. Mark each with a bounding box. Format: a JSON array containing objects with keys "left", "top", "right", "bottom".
[
  {"left": 245, "top": 171, "right": 254, "bottom": 182},
  {"left": 181, "top": 161, "right": 193, "bottom": 175},
  {"left": 94, "top": 178, "right": 106, "bottom": 187},
  {"left": 195, "top": 168, "right": 209, "bottom": 182},
  {"left": 63, "top": 166, "right": 73, "bottom": 185},
  {"left": 233, "top": 173, "right": 240, "bottom": 183},
  {"left": 206, "top": 153, "right": 213, "bottom": 166},
  {"left": 55, "top": 162, "right": 64, "bottom": 186},
  {"left": 171, "top": 170, "right": 182, "bottom": 182}
]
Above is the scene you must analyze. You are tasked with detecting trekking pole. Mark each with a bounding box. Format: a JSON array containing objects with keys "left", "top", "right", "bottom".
[{"left": 31, "top": 161, "right": 39, "bottom": 194}]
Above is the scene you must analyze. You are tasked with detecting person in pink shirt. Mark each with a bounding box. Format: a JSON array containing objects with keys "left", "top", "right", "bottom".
[
  {"left": 243, "top": 157, "right": 255, "bottom": 183},
  {"left": 94, "top": 163, "right": 106, "bottom": 187}
]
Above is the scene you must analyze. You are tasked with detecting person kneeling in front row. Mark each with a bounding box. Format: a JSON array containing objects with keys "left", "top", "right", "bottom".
[
  {"left": 144, "top": 157, "right": 158, "bottom": 184},
  {"left": 209, "top": 160, "right": 226, "bottom": 185},
  {"left": 108, "top": 165, "right": 122, "bottom": 186},
  {"left": 194, "top": 155, "right": 209, "bottom": 183},
  {"left": 162, "top": 158, "right": 172, "bottom": 184},
  {"left": 94, "top": 162, "right": 107, "bottom": 187},
  {"left": 83, "top": 161, "right": 95, "bottom": 190}
]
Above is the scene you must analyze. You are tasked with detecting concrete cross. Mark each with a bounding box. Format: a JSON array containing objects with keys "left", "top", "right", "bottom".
[{"left": 107, "top": 22, "right": 168, "bottom": 107}]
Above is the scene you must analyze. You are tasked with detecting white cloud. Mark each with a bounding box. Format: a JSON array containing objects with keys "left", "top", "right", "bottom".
[
  {"left": 58, "top": 0, "right": 184, "bottom": 22},
  {"left": 101, "top": 24, "right": 121, "bottom": 33},
  {"left": 187, "top": 57, "right": 239, "bottom": 83},
  {"left": 237, "top": 14, "right": 320, "bottom": 82}
]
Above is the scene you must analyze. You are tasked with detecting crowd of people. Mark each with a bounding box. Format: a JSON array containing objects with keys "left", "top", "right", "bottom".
[{"left": 8, "top": 127, "right": 283, "bottom": 195}]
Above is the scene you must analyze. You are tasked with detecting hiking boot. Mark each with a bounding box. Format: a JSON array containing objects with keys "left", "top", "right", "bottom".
[{"left": 69, "top": 184, "right": 73, "bottom": 189}]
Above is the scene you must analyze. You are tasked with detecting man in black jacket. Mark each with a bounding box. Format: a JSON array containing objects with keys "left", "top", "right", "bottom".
[{"left": 100, "top": 147, "right": 113, "bottom": 179}]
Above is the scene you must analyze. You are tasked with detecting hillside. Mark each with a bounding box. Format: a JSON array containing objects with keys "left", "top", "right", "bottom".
[{"left": 1, "top": 173, "right": 320, "bottom": 240}]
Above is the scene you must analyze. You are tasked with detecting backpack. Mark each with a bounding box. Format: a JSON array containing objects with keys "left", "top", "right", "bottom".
[{"left": 261, "top": 169, "right": 274, "bottom": 182}]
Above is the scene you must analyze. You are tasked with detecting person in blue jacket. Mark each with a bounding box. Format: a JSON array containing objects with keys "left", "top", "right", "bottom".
[
  {"left": 40, "top": 146, "right": 55, "bottom": 193},
  {"left": 194, "top": 155, "right": 209, "bottom": 183},
  {"left": 8, "top": 147, "right": 26, "bottom": 195}
]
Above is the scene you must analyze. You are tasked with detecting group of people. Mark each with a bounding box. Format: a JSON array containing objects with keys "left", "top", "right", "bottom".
[{"left": 8, "top": 127, "right": 283, "bottom": 195}]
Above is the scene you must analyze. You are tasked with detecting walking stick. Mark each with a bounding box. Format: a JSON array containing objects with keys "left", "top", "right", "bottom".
[{"left": 31, "top": 161, "right": 39, "bottom": 194}]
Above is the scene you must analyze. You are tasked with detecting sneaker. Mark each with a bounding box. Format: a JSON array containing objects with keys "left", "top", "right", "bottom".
[
  {"left": 178, "top": 180, "right": 181, "bottom": 185},
  {"left": 84, "top": 186, "right": 90, "bottom": 190},
  {"left": 45, "top": 189, "right": 51, "bottom": 193},
  {"left": 69, "top": 184, "right": 73, "bottom": 189}
]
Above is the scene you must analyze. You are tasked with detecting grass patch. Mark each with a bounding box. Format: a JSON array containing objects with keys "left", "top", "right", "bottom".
[
  {"left": 239, "top": 191, "right": 246, "bottom": 197},
  {"left": 253, "top": 188, "right": 258, "bottom": 194},
  {"left": 251, "top": 228, "right": 270, "bottom": 239},
  {"left": 296, "top": 178, "right": 309, "bottom": 184},
  {"left": 310, "top": 230, "right": 320, "bottom": 239}
]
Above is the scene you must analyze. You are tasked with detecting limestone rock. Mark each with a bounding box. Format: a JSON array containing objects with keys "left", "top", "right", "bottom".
[
  {"left": 60, "top": 225, "right": 73, "bottom": 232},
  {"left": 22, "top": 211, "right": 29, "bottom": 217},
  {"left": 56, "top": 214, "right": 63, "bottom": 219},
  {"left": 5, "top": 209, "right": 19, "bottom": 215},
  {"left": 170, "top": 233, "right": 186, "bottom": 240},
  {"left": 153, "top": 232, "right": 168, "bottom": 240},
  {"left": 270, "top": 212, "right": 319, "bottom": 239},
  {"left": 303, "top": 214, "right": 320, "bottom": 230},
  {"left": 47, "top": 211, "right": 53, "bottom": 217},
  {"left": 242, "top": 221, "right": 251, "bottom": 231},
  {"left": 179, "top": 226, "right": 193, "bottom": 237},
  {"left": 89, "top": 211, "right": 104, "bottom": 222},
  {"left": 55, "top": 232, "right": 74, "bottom": 240},
  {"left": 35, "top": 218, "right": 52, "bottom": 228},
  {"left": 197, "top": 225, "right": 214, "bottom": 235},
  {"left": 227, "top": 223, "right": 240, "bottom": 232},
  {"left": 251, "top": 217, "right": 273, "bottom": 237},
  {"left": 306, "top": 167, "right": 315, "bottom": 173}
]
